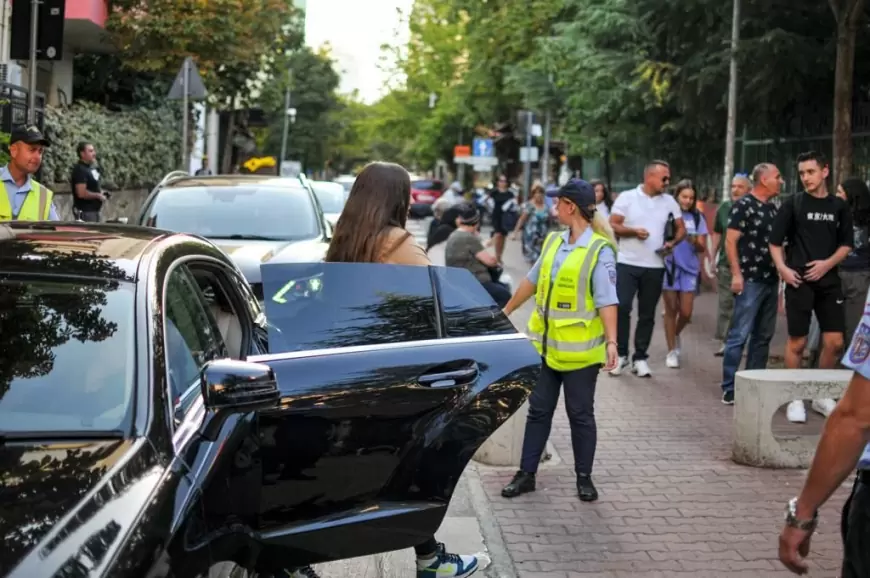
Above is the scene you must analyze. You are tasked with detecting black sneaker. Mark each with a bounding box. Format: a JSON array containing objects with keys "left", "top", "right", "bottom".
[
  {"left": 577, "top": 474, "right": 599, "bottom": 502},
  {"left": 722, "top": 390, "right": 734, "bottom": 405},
  {"left": 501, "top": 470, "right": 536, "bottom": 498}
]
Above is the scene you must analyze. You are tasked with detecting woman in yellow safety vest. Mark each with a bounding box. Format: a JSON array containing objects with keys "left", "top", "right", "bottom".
[{"left": 500, "top": 178, "right": 619, "bottom": 502}]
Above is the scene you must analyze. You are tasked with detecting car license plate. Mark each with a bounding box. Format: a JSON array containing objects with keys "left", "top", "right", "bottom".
[{"left": 417, "top": 194, "right": 434, "bottom": 203}]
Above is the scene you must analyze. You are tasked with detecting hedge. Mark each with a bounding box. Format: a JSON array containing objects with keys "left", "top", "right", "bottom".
[{"left": 41, "top": 102, "right": 182, "bottom": 190}]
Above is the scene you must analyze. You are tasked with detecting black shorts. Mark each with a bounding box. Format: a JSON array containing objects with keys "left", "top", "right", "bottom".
[{"left": 784, "top": 272, "right": 845, "bottom": 337}]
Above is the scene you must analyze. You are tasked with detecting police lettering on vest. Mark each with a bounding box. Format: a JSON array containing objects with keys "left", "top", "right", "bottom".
[
  {"left": 527, "top": 230, "right": 612, "bottom": 371},
  {"left": 0, "top": 180, "right": 54, "bottom": 221}
]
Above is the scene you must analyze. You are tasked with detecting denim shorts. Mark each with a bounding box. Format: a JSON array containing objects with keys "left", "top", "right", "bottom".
[{"left": 663, "top": 267, "right": 698, "bottom": 293}]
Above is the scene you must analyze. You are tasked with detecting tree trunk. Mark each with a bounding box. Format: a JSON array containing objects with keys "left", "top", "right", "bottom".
[
  {"left": 603, "top": 147, "right": 613, "bottom": 193},
  {"left": 221, "top": 112, "right": 236, "bottom": 174},
  {"left": 830, "top": 0, "right": 865, "bottom": 185}
]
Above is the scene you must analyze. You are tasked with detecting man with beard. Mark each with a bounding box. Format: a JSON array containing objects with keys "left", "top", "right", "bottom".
[
  {"left": 0, "top": 125, "right": 59, "bottom": 221},
  {"left": 769, "top": 151, "right": 853, "bottom": 423}
]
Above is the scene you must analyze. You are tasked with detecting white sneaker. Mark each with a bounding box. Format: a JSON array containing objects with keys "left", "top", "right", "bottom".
[
  {"left": 633, "top": 359, "right": 652, "bottom": 377},
  {"left": 665, "top": 351, "right": 680, "bottom": 368},
  {"left": 786, "top": 400, "right": 807, "bottom": 423},
  {"left": 675, "top": 336, "right": 682, "bottom": 357},
  {"left": 811, "top": 398, "right": 837, "bottom": 417},
  {"left": 609, "top": 356, "right": 630, "bottom": 376}
]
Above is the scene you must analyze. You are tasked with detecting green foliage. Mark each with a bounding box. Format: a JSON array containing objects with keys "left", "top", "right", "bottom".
[
  {"left": 41, "top": 102, "right": 181, "bottom": 189},
  {"left": 0, "top": 132, "right": 10, "bottom": 166}
]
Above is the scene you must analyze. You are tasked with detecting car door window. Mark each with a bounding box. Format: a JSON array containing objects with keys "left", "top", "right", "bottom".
[
  {"left": 260, "top": 262, "right": 438, "bottom": 352},
  {"left": 164, "top": 266, "right": 227, "bottom": 415},
  {"left": 433, "top": 267, "right": 516, "bottom": 337}
]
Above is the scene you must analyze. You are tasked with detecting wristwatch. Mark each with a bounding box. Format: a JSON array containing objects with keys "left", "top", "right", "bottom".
[{"left": 785, "top": 497, "right": 818, "bottom": 531}]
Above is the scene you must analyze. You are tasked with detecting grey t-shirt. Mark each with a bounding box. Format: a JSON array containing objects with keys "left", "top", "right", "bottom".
[{"left": 445, "top": 229, "right": 491, "bottom": 284}]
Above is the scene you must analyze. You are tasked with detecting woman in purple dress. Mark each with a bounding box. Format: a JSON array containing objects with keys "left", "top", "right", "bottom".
[{"left": 662, "top": 179, "right": 708, "bottom": 369}]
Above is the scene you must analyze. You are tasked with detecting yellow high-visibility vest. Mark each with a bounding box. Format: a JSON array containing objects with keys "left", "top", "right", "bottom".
[
  {"left": 0, "top": 179, "right": 53, "bottom": 221},
  {"left": 527, "top": 231, "right": 611, "bottom": 371}
]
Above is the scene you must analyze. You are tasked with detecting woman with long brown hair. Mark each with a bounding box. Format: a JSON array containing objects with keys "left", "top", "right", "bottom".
[{"left": 293, "top": 161, "right": 488, "bottom": 578}]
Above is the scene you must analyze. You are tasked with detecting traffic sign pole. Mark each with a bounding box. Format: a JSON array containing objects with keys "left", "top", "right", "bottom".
[
  {"left": 181, "top": 58, "right": 189, "bottom": 170},
  {"left": 27, "top": 0, "right": 39, "bottom": 124}
]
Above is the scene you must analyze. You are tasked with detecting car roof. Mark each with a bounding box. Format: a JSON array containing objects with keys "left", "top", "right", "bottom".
[
  {"left": 0, "top": 222, "right": 170, "bottom": 281},
  {"left": 161, "top": 174, "right": 308, "bottom": 189}
]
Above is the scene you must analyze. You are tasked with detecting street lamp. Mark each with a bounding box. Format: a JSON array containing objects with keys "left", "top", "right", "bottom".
[{"left": 279, "top": 71, "right": 294, "bottom": 165}]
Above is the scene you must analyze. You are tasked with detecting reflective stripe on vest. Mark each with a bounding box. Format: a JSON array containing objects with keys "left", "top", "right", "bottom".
[
  {"left": 527, "top": 231, "right": 610, "bottom": 371},
  {"left": 0, "top": 180, "right": 51, "bottom": 221}
]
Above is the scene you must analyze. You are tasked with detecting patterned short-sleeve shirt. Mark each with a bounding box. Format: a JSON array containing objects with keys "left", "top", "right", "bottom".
[{"left": 726, "top": 193, "right": 778, "bottom": 284}]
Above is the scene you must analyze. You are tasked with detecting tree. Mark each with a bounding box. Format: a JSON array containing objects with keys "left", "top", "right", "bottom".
[{"left": 829, "top": 0, "right": 867, "bottom": 183}]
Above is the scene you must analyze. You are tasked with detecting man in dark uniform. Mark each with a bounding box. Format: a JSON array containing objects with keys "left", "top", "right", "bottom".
[
  {"left": 778, "top": 294, "right": 870, "bottom": 576},
  {"left": 70, "top": 141, "right": 107, "bottom": 222}
]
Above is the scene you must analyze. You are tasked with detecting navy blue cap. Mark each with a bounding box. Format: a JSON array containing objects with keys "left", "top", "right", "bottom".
[
  {"left": 10, "top": 124, "right": 50, "bottom": 147},
  {"left": 547, "top": 178, "right": 595, "bottom": 207}
]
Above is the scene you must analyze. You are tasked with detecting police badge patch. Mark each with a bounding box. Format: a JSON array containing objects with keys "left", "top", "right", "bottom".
[{"left": 848, "top": 322, "right": 870, "bottom": 365}]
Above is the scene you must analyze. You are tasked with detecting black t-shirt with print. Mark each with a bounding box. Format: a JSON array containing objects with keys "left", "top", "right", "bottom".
[
  {"left": 70, "top": 161, "right": 102, "bottom": 212},
  {"left": 726, "top": 193, "right": 778, "bottom": 284},
  {"left": 769, "top": 192, "right": 853, "bottom": 272}
]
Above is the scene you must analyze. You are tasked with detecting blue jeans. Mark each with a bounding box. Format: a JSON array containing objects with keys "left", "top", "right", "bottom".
[{"left": 721, "top": 281, "right": 779, "bottom": 393}]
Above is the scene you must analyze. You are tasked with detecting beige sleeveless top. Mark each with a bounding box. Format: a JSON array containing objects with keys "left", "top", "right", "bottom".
[{"left": 377, "top": 226, "right": 431, "bottom": 265}]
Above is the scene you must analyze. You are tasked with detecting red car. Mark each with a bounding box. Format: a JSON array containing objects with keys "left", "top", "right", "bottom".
[{"left": 409, "top": 177, "right": 444, "bottom": 218}]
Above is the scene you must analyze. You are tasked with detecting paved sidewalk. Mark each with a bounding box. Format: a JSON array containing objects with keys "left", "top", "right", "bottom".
[{"left": 480, "top": 238, "right": 851, "bottom": 577}]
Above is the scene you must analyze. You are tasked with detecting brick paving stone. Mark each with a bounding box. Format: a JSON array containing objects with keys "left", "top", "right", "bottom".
[{"left": 483, "top": 240, "right": 852, "bottom": 577}]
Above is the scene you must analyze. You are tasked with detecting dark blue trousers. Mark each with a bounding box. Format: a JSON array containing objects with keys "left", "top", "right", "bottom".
[{"left": 520, "top": 360, "right": 600, "bottom": 476}]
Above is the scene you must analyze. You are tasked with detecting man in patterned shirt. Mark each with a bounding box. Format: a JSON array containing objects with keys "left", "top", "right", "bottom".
[
  {"left": 719, "top": 163, "right": 782, "bottom": 405},
  {"left": 778, "top": 293, "right": 870, "bottom": 576}
]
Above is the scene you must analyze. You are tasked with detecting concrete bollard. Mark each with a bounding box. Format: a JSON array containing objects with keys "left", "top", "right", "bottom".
[
  {"left": 473, "top": 400, "right": 529, "bottom": 466},
  {"left": 732, "top": 369, "right": 850, "bottom": 468}
]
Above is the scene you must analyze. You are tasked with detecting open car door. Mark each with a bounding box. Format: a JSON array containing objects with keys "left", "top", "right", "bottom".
[{"left": 247, "top": 262, "right": 540, "bottom": 569}]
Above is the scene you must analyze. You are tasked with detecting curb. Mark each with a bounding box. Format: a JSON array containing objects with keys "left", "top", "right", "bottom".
[{"left": 464, "top": 465, "right": 518, "bottom": 578}]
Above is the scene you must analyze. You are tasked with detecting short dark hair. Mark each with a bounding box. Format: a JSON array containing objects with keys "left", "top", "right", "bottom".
[
  {"left": 76, "top": 141, "right": 92, "bottom": 156},
  {"left": 644, "top": 160, "right": 670, "bottom": 175},
  {"left": 796, "top": 150, "right": 828, "bottom": 169}
]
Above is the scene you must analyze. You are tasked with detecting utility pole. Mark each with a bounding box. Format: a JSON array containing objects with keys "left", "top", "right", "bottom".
[
  {"left": 180, "top": 57, "right": 190, "bottom": 170},
  {"left": 523, "top": 110, "right": 533, "bottom": 197},
  {"left": 27, "top": 0, "right": 39, "bottom": 124},
  {"left": 721, "top": 0, "right": 740, "bottom": 202},
  {"left": 280, "top": 70, "right": 293, "bottom": 165},
  {"left": 541, "top": 73, "right": 553, "bottom": 185}
]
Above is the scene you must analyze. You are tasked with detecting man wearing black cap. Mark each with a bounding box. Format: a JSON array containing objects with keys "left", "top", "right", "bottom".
[
  {"left": 0, "top": 125, "right": 58, "bottom": 222},
  {"left": 501, "top": 179, "right": 619, "bottom": 502}
]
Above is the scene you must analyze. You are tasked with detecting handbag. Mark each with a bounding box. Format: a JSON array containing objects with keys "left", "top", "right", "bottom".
[{"left": 664, "top": 212, "right": 677, "bottom": 242}]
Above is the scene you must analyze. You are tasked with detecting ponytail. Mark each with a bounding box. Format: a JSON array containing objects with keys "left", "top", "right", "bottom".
[{"left": 591, "top": 211, "right": 617, "bottom": 249}]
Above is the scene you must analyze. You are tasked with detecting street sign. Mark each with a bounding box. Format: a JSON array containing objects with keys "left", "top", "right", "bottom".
[
  {"left": 10, "top": 0, "right": 65, "bottom": 61},
  {"left": 473, "top": 138, "right": 494, "bottom": 158},
  {"left": 520, "top": 147, "right": 539, "bottom": 163},
  {"left": 457, "top": 156, "right": 498, "bottom": 166},
  {"left": 168, "top": 57, "right": 208, "bottom": 100},
  {"left": 454, "top": 145, "right": 471, "bottom": 158}
]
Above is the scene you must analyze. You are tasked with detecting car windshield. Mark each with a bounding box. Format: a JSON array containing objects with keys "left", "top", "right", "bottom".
[
  {"left": 0, "top": 277, "right": 135, "bottom": 433},
  {"left": 145, "top": 185, "right": 321, "bottom": 242},
  {"left": 312, "top": 183, "right": 346, "bottom": 213}
]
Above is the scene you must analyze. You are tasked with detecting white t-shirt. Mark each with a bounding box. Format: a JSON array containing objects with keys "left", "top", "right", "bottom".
[
  {"left": 611, "top": 185, "right": 682, "bottom": 268},
  {"left": 596, "top": 202, "right": 610, "bottom": 220}
]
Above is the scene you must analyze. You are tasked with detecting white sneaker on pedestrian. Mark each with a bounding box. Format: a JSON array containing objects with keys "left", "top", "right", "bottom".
[
  {"left": 715, "top": 342, "right": 725, "bottom": 357},
  {"left": 811, "top": 398, "right": 837, "bottom": 417},
  {"left": 633, "top": 359, "right": 652, "bottom": 377},
  {"left": 675, "top": 336, "right": 682, "bottom": 357},
  {"left": 665, "top": 351, "right": 680, "bottom": 368},
  {"left": 786, "top": 400, "right": 807, "bottom": 423},
  {"left": 609, "top": 356, "right": 630, "bottom": 376}
]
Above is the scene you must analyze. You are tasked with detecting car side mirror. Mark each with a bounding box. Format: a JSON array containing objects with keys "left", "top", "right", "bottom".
[
  {"left": 324, "top": 219, "right": 334, "bottom": 241},
  {"left": 199, "top": 358, "right": 279, "bottom": 441}
]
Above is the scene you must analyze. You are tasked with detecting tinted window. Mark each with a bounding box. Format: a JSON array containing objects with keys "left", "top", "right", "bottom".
[
  {"left": 312, "top": 182, "right": 347, "bottom": 213},
  {"left": 434, "top": 267, "right": 516, "bottom": 337},
  {"left": 164, "top": 267, "right": 226, "bottom": 411},
  {"left": 261, "top": 263, "right": 438, "bottom": 351},
  {"left": 412, "top": 180, "right": 443, "bottom": 192},
  {"left": 144, "top": 185, "right": 321, "bottom": 242},
  {"left": 0, "top": 278, "right": 135, "bottom": 433}
]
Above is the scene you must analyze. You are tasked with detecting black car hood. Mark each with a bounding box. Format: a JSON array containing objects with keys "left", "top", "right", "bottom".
[
  {"left": 212, "top": 238, "right": 329, "bottom": 284},
  {"left": 0, "top": 438, "right": 159, "bottom": 577}
]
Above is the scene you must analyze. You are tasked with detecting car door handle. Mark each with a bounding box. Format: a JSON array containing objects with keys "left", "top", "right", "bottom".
[{"left": 418, "top": 363, "right": 479, "bottom": 388}]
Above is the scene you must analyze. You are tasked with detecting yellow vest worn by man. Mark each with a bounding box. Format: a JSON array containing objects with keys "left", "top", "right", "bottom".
[
  {"left": 527, "top": 231, "right": 611, "bottom": 371},
  {"left": 0, "top": 180, "right": 54, "bottom": 221}
]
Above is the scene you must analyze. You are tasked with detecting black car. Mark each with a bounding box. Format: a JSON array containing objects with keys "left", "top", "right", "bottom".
[
  {"left": 137, "top": 173, "right": 332, "bottom": 299},
  {"left": 0, "top": 222, "right": 540, "bottom": 577}
]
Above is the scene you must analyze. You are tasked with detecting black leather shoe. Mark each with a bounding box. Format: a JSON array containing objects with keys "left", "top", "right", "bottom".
[
  {"left": 577, "top": 474, "right": 599, "bottom": 502},
  {"left": 501, "top": 470, "right": 536, "bottom": 498}
]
